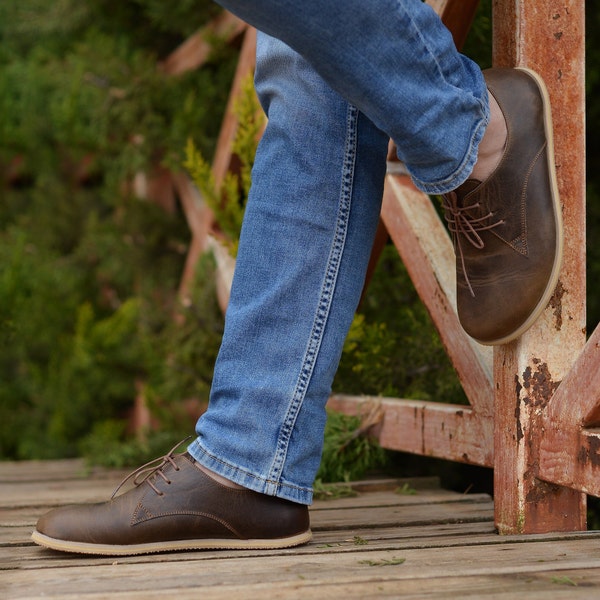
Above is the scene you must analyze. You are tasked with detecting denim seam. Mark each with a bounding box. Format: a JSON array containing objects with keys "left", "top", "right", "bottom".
[
  {"left": 396, "top": 0, "right": 447, "bottom": 89},
  {"left": 265, "top": 104, "right": 359, "bottom": 494}
]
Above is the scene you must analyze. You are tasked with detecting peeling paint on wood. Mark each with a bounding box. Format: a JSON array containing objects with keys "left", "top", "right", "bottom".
[{"left": 493, "top": 0, "right": 586, "bottom": 533}]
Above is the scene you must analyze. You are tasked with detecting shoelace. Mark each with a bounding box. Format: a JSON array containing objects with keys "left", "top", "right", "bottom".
[
  {"left": 442, "top": 191, "right": 504, "bottom": 297},
  {"left": 110, "top": 437, "right": 191, "bottom": 499}
]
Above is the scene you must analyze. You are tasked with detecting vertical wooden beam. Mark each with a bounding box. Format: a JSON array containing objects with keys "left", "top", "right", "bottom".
[{"left": 492, "top": 0, "right": 586, "bottom": 533}]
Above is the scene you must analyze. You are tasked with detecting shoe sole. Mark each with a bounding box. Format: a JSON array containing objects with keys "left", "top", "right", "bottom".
[
  {"left": 480, "top": 67, "right": 564, "bottom": 346},
  {"left": 31, "top": 528, "right": 313, "bottom": 556}
]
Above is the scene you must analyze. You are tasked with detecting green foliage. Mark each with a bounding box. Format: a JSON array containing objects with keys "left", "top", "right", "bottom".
[
  {"left": 333, "top": 245, "right": 467, "bottom": 405},
  {"left": 316, "top": 410, "right": 387, "bottom": 483},
  {"left": 184, "top": 140, "right": 242, "bottom": 255},
  {"left": 0, "top": 1, "right": 233, "bottom": 460},
  {"left": 0, "top": 0, "right": 238, "bottom": 189},
  {"left": 76, "top": 255, "right": 224, "bottom": 466},
  {"left": 143, "top": 254, "right": 224, "bottom": 428},
  {"left": 0, "top": 192, "right": 226, "bottom": 460},
  {"left": 0, "top": 228, "right": 83, "bottom": 458},
  {"left": 40, "top": 299, "right": 145, "bottom": 456},
  {"left": 0, "top": 0, "right": 220, "bottom": 58},
  {"left": 184, "top": 74, "right": 264, "bottom": 256},
  {"left": 461, "top": 0, "right": 492, "bottom": 69},
  {"left": 79, "top": 421, "right": 188, "bottom": 469}
]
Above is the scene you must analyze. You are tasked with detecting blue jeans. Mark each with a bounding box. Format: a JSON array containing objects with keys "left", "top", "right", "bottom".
[{"left": 189, "top": 1, "right": 489, "bottom": 504}]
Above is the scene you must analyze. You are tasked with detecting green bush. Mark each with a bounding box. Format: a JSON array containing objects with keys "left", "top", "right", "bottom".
[
  {"left": 333, "top": 245, "right": 467, "bottom": 406},
  {"left": 0, "top": 0, "right": 233, "bottom": 459}
]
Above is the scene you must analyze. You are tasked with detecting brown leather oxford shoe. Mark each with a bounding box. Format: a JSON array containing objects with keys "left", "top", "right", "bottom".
[
  {"left": 443, "top": 67, "right": 563, "bottom": 345},
  {"left": 32, "top": 449, "right": 312, "bottom": 555}
]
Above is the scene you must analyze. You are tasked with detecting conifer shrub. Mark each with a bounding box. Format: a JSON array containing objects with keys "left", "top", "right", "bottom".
[
  {"left": 184, "top": 74, "right": 263, "bottom": 256},
  {"left": 0, "top": 0, "right": 233, "bottom": 459}
]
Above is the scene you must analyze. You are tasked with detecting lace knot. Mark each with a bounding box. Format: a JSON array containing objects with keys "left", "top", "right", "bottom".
[{"left": 110, "top": 437, "right": 191, "bottom": 499}]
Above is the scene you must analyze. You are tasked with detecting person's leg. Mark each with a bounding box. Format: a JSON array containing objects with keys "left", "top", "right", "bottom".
[
  {"left": 32, "top": 2, "right": 562, "bottom": 555},
  {"left": 216, "top": 0, "right": 489, "bottom": 194},
  {"left": 188, "top": 33, "right": 389, "bottom": 504},
  {"left": 32, "top": 34, "right": 389, "bottom": 554},
  {"left": 215, "top": 0, "right": 562, "bottom": 346}
]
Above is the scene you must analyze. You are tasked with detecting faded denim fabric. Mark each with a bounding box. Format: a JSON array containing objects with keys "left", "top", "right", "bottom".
[{"left": 189, "top": 1, "right": 488, "bottom": 503}]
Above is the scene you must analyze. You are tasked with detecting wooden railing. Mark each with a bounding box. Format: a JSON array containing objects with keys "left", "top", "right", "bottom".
[{"left": 164, "top": 0, "right": 588, "bottom": 534}]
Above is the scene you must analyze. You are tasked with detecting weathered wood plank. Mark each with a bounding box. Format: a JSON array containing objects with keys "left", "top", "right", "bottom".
[
  {"left": 328, "top": 394, "right": 493, "bottom": 467},
  {"left": 0, "top": 520, "right": 497, "bottom": 552},
  {"left": 3, "top": 461, "right": 600, "bottom": 600},
  {"left": 5, "top": 572, "right": 596, "bottom": 600},
  {"left": 311, "top": 500, "right": 493, "bottom": 531},
  {"left": 4, "top": 538, "right": 600, "bottom": 598},
  {"left": 1, "top": 476, "right": 128, "bottom": 509},
  {"left": 0, "top": 459, "right": 127, "bottom": 483}
]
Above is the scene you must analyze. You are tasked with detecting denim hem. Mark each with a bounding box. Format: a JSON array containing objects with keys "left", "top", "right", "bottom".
[
  {"left": 411, "top": 98, "right": 489, "bottom": 195},
  {"left": 187, "top": 439, "right": 314, "bottom": 505}
]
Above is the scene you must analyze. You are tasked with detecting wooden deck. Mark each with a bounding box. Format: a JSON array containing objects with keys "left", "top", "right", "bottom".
[{"left": 2, "top": 461, "right": 600, "bottom": 598}]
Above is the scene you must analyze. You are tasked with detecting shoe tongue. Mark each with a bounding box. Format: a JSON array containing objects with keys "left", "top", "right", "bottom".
[{"left": 454, "top": 178, "right": 482, "bottom": 199}]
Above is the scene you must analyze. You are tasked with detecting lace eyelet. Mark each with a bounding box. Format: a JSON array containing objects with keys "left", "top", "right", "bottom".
[{"left": 109, "top": 436, "right": 192, "bottom": 499}]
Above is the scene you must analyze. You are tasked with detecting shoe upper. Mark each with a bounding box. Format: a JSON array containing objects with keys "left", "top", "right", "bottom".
[
  {"left": 35, "top": 452, "right": 310, "bottom": 546},
  {"left": 443, "top": 68, "right": 562, "bottom": 345}
]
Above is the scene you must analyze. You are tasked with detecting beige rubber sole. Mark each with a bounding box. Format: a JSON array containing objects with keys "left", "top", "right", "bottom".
[
  {"left": 479, "top": 67, "right": 564, "bottom": 346},
  {"left": 31, "top": 528, "right": 313, "bottom": 556}
]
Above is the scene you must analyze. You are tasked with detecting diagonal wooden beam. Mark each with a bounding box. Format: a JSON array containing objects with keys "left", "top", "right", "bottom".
[
  {"left": 160, "top": 12, "right": 247, "bottom": 76},
  {"left": 537, "top": 322, "right": 600, "bottom": 496},
  {"left": 382, "top": 175, "right": 493, "bottom": 415},
  {"left": 212, "top": 27, "right": 257, "bottom": 187},
  {"left": 176, "top": 26, "right": 257, "bottom": 309}
]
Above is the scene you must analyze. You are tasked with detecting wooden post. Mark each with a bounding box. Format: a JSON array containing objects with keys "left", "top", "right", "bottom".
[{"left": 492, "top": 0, "right": 586, "bottom": 533}]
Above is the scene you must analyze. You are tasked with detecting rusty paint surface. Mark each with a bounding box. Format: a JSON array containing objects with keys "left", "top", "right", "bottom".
[
  {"left": 577, "top": 435, "right": 600, "bottom": 468},
  {"left": 548, "top": 280, "right": 566, "bottom": 331},
  {"left": 493, "top": 0, "right": 586, "bottom": 534},
  {"left": 521, "top": 360, "right": 560, "bottom": 409}
]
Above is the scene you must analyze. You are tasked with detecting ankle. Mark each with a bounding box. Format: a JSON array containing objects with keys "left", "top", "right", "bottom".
[
  {"left": 194, "top": 462, "right": 245, "bottom": 490},
  {"left": 470, "top": 90, "right": 507, "bottom": 182}
]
